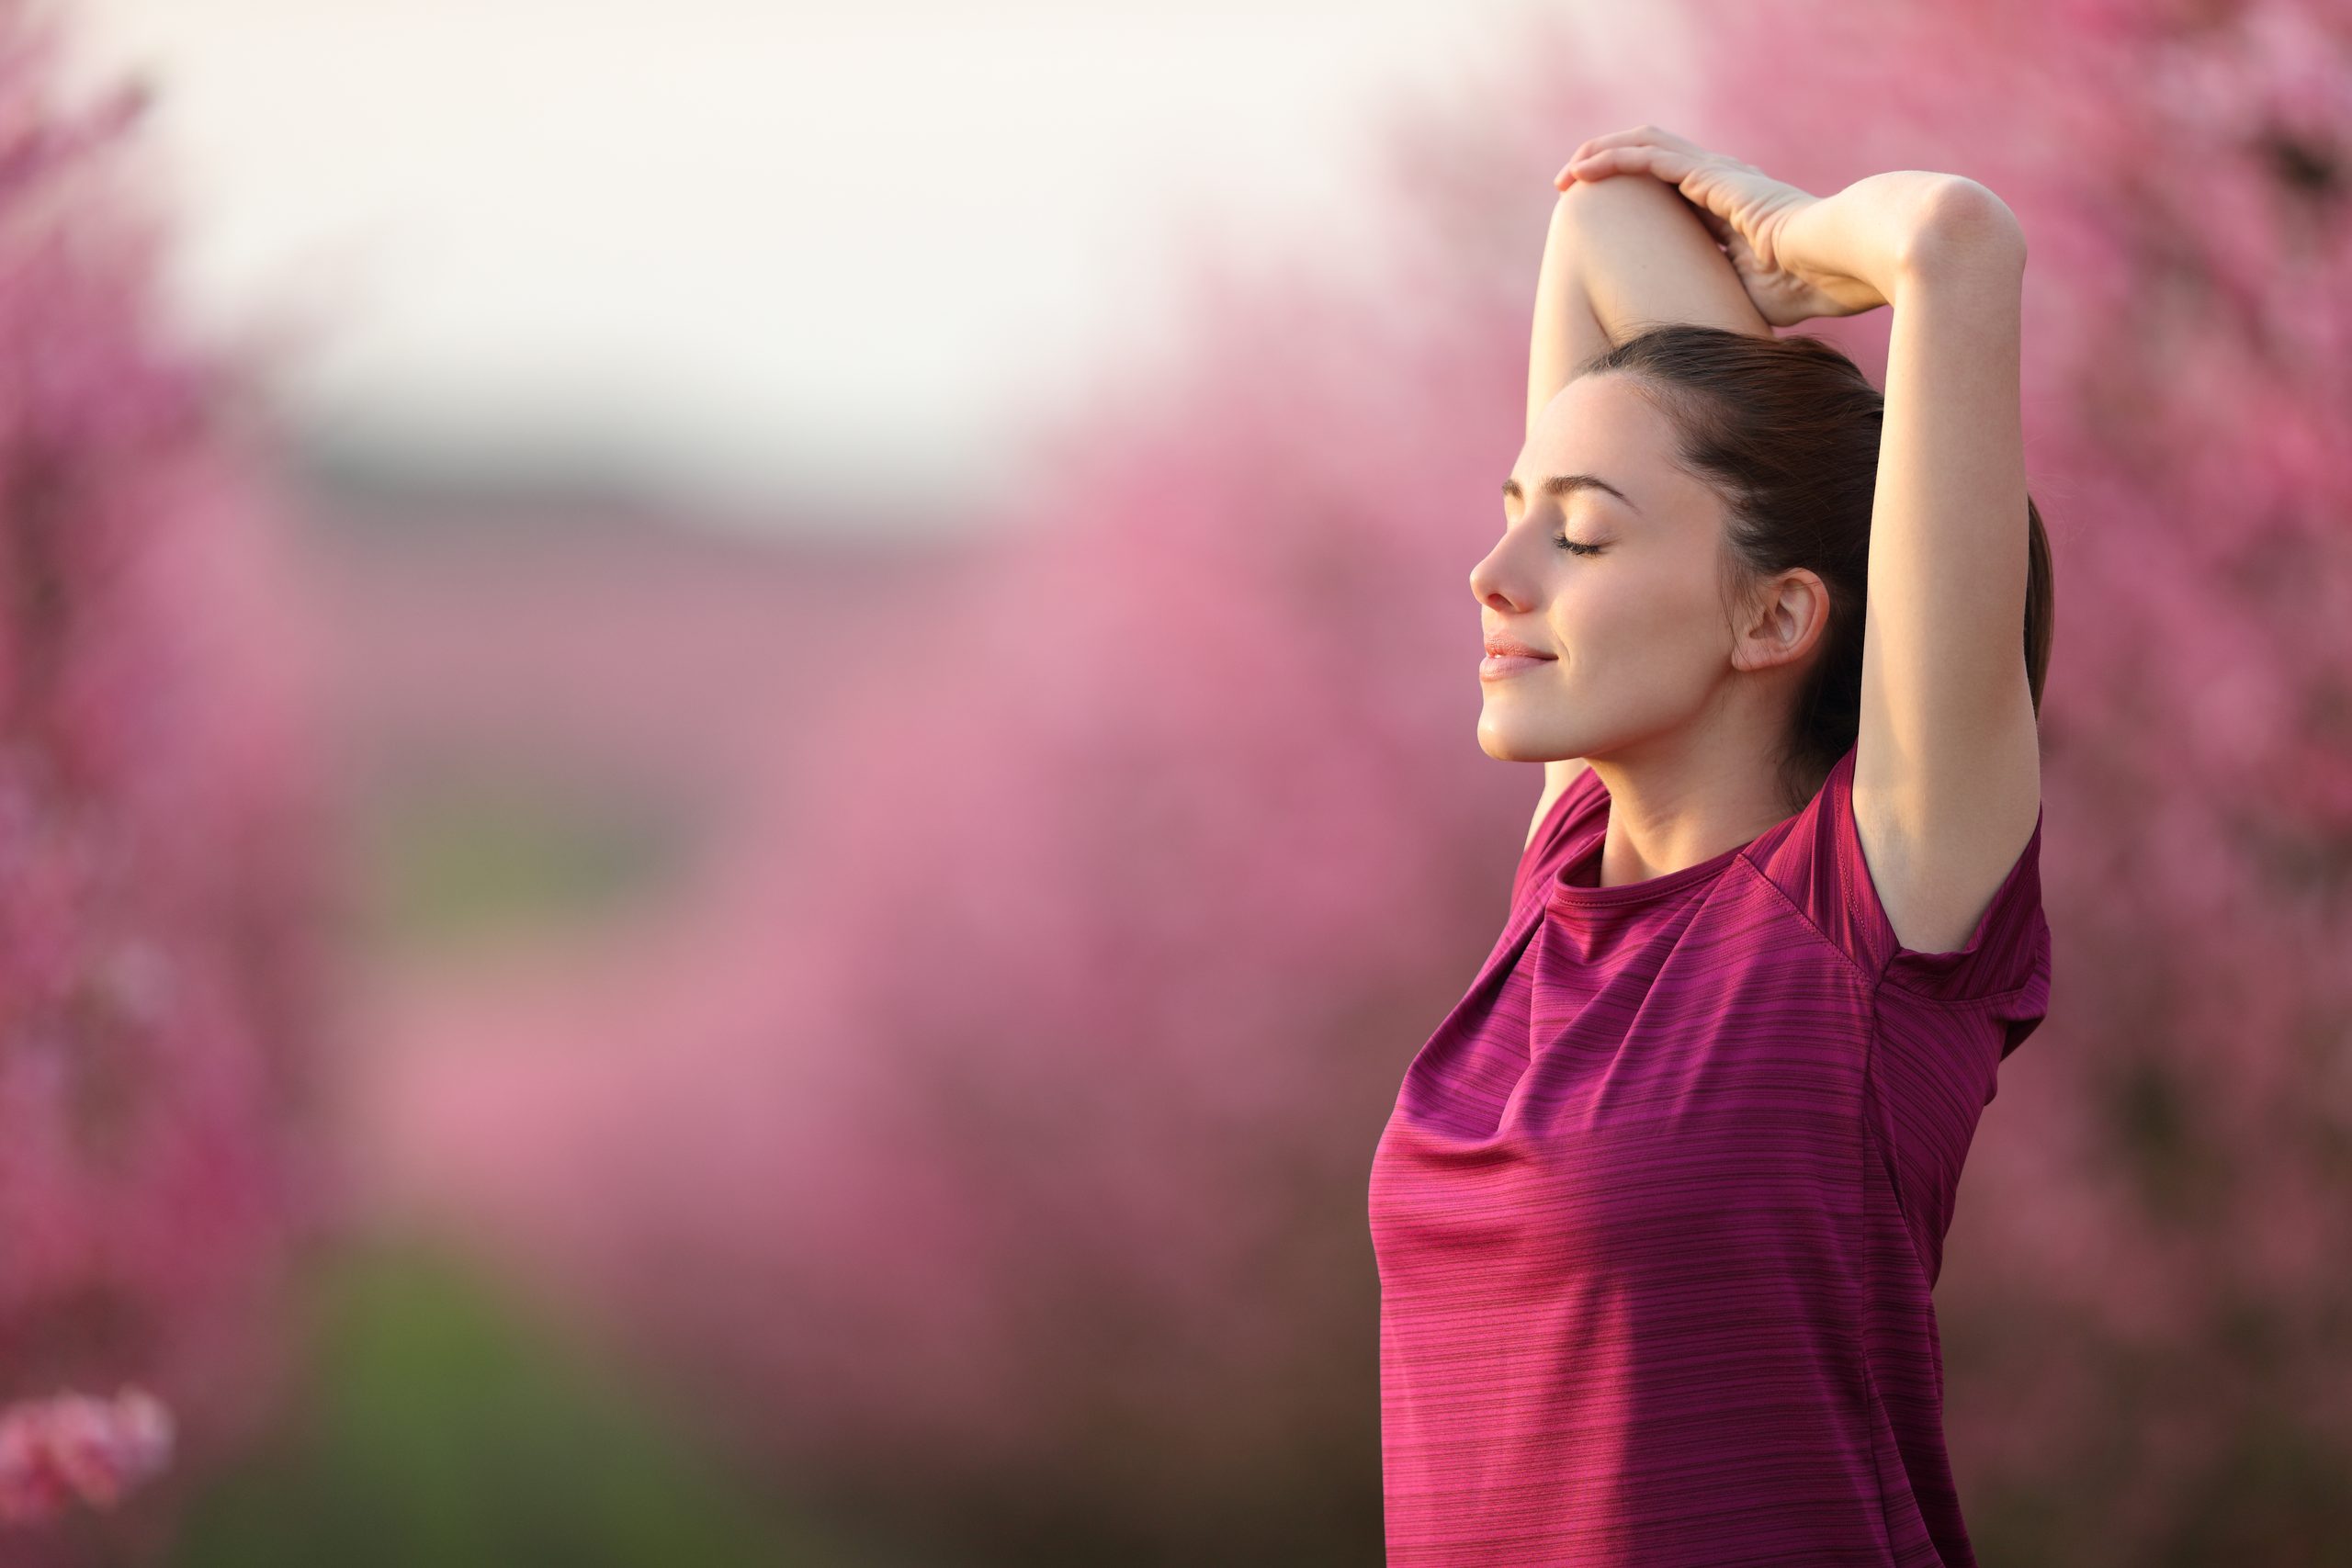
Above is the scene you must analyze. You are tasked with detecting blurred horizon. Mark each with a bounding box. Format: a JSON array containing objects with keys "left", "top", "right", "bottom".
[{"left": 57, "top": 0, "right": 1676, "bottom": 541}]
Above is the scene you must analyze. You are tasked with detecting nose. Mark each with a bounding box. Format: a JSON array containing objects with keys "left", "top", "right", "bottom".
[{"left": 1469, "top": 542, "right": 1530, "bottom": 615}]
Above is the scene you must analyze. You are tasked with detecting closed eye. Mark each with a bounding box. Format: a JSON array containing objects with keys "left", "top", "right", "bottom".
[{"left": 1552, "top": 534, "right": 1602, "bottom": 557}]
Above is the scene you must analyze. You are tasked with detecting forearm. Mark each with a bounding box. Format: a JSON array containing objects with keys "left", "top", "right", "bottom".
[
  {"left": 1527, "top": 177, "right": 1769, "bottom": 437},
  {"left": 1778, "top": 173, "right": 2025, "bottom": 309}
]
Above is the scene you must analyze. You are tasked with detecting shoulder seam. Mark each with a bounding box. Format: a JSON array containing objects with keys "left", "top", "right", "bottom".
[
  {"left": 1732, "top": 850, "right": 1880, "bottom": 990},
  {"left": 1735, "top": 850, "right": 2046, "bottom": 1008}
]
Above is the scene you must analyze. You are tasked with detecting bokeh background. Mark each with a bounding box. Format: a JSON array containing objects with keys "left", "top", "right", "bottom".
[{"left": 2, "top": 0, "right": 2348, "bottom": 1562}]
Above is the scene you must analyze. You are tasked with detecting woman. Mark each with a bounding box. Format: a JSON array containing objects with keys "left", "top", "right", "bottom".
[{"left": 1366, "top": 126, "right": 2054, "bottom": 1567}]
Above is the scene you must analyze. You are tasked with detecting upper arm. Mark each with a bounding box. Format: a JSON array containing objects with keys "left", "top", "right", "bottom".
[
  {"left": 1526, "top": 758, "right": 1592, "bottom": 852},
  {"left": 1852, "top": 180, "right": 2041, "bottom": 955}
]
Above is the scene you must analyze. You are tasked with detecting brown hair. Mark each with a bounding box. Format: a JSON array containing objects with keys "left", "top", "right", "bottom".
[{"left": 1577, "top": 321, "right": 2053, "bottom": 805}]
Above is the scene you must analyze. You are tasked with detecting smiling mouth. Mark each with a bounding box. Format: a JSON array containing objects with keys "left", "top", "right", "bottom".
[{"left": 1479, "top": 651, "right": 1555, "bottom": 680}]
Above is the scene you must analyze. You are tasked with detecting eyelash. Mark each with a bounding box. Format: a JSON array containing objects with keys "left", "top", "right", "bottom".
[{"left": 1552, "top": 534, "right": 1602, "bottom": 557}]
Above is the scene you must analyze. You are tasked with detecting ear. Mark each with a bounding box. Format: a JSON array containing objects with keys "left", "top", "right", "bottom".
[{"left": 1729, "top": 567, "right": 1829, "bottom": 673}]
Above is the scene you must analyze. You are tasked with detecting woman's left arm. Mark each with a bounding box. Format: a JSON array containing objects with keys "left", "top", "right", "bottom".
[{"left": 1801, "top": 178, "right": 2042, "bottom": 957}]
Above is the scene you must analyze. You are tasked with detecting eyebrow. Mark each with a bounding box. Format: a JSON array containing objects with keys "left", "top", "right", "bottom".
[{"left": 1502, "top": 473, "right": 1641, "bottom": 513}]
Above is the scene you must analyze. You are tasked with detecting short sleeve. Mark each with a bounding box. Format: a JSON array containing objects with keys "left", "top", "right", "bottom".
[
  {"left": 1751, "top": 742, "right": 2051, "bottom": 1051},
  {"left": 1510, "top": 765, "right": 1604, "bottom": 911}
]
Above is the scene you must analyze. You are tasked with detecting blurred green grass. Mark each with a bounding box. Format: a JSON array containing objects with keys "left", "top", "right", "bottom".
[
  {"left": 172, "top": 1238, "right": 839, "bottom": 1568},
  {"left": 354, "top": 774, "right": 695, "bottom": 958}
]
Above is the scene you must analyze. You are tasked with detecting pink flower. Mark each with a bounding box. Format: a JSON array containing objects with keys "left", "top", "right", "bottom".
[{"left": 0, "top": 1387, "right": 174, "bottom": 1527}]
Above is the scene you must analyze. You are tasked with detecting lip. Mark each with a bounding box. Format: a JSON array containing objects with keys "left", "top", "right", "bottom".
[
  {"left": 1482, "top": 629, "right": 1555, "bottom": 658},
  {"left": 1479, "top": 652, "right": 1555, "bottom": 681}
]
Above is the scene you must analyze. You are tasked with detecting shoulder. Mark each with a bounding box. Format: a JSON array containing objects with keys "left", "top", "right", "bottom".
[
  {"left": 1744, "top": 741, "right": 2050, "bottom": 1023},
  {"left": 1851, "top": 705, "right": 2043, "bottom": 961}
]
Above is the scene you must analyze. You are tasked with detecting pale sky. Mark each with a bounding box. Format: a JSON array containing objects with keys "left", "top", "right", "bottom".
[{"left": 58, "top": 0, "right": 1669, "bottom": 534}]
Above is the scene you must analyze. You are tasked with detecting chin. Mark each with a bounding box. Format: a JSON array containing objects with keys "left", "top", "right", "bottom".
[{"left": 1475, "top": 722, "right": 1553, "bottom": 764}]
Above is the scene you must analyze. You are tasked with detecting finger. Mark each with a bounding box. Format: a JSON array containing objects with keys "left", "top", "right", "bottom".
[
  {"left": 1567, "top": 127, "right": 1655, "bottom": 164},
  {"left": 1566, "top": 124, "right": 1697, "bottom": 164},
  {"left": 1560, "top": 123, "right": 1713, "bottom": 186},
  {"left": 1566, "top": 145, "right": 1696, "bottom": 184}
]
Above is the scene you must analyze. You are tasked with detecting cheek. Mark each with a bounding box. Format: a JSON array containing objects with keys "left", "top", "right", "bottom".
[
  {"left": 1549, "top": 558, "right": 1711, "bottom": 664},
  {"left": 1552, "top": 564, "right": 1683, "bottom": 649}
]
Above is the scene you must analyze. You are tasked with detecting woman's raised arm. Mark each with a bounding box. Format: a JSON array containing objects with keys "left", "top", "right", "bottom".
[
  {"left": 1842, "top": 183, "right": 2041, "bottom": 954},
  {"left": 1517, "top": 174, "right": 1773, "bottom": 840},
  {"left": 1525, "top": 174, "right": 1772, "bottom": 442}
]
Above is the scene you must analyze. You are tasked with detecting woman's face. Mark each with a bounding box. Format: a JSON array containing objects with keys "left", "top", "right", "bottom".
[{"left": 1469, "top": 372, "right": 1756, "bottom": 766}]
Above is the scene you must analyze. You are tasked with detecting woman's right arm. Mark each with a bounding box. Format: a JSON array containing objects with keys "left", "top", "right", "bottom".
[
  {"left": 1526, "top": 174, "right": 1776, "bottom": 439},
  {"left": 1521, "top": 175, "right": 1777, "bottom": 836}
]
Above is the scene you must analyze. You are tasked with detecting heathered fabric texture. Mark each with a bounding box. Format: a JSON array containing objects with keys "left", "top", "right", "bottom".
[{"left": 1368, "top": 739, "right": 2050, "bottom": 1566}]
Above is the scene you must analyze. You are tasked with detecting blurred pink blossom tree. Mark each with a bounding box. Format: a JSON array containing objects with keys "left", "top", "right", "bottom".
[
  {"left": 372, "top": 0, "right": 2352, "bottom": 1561},
  {"left": 0, "top": 5, "right": 330, "bottom": 1562}
]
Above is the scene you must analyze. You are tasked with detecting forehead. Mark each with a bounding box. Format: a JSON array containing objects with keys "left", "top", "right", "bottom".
[
  {"left": 1510, "top": 372, "right": 1704, "bottom": 520},
  {"left": 1525, "top": 371, "right": 1675, "bottom": 468}
]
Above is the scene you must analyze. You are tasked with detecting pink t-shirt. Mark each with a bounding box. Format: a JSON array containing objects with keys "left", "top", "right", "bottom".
[{"left": 1368, "top": 739, "right": 2050, "bottom": 1566}]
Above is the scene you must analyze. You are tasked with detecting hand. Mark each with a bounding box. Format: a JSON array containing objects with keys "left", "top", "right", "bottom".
[{"left": 1555, "top": 126, "right": 1883, "bottom": 327}]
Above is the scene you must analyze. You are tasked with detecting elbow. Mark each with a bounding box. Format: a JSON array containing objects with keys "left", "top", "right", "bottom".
[
  {"left": 1553, "top": 167, "right": 1699, "bottom": 234},
  {"left": 1900, "top": 177, "right": 2028, "bottom": 279}
]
